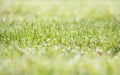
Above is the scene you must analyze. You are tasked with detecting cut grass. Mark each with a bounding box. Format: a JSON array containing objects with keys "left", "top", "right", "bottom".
[{"left": 0, "top": 0, "right": 120, "bottom": 75}]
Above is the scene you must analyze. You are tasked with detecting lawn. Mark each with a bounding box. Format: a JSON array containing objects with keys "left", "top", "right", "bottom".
[{"left": 0, "top": 0, "right": 120, "bottom": 75}]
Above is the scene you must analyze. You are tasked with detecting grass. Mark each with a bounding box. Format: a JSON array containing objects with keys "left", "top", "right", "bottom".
[{"left": 0, "top": 0, "right": 120, "bottom": 75}]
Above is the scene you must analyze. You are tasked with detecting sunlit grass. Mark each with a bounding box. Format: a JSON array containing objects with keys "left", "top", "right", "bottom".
[{"left": 0, "top": 0, "right": 120, "bottom": 75}]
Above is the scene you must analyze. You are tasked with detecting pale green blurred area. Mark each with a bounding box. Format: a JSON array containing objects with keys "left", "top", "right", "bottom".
[
  {"left": 0, "top": 0, "right": 120, "bottom": 17},
  {"left": 0, "top": 0, "right": 120, "bottom": 27}
]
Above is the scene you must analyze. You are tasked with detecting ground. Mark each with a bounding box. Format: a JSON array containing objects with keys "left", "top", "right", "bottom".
[{"left": 0, "top": 0, "right": 120, "bottom": 75}]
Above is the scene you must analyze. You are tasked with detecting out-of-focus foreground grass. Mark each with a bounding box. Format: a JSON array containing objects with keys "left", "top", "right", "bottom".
[{"left": 0, "top": 0, "right": 120, "bottom": 75}]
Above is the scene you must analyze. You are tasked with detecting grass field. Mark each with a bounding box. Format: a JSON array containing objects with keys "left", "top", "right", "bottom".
[{"left": 0, "top": 0, "right": 120, "bottom": 75}]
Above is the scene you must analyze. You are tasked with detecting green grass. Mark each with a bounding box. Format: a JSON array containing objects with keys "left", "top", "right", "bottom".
[{"left": 0, "top": 0, "right": 120, "bottom": 75}]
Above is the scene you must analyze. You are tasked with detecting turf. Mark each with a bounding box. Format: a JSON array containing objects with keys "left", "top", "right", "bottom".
[{"left": 0, "top": 0, "right": 120, "bottom": 75}]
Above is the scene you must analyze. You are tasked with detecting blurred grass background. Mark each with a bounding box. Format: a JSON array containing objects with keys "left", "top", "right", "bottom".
[{"left": 0, "top": 0, "right": 120, "bottom": 75}]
